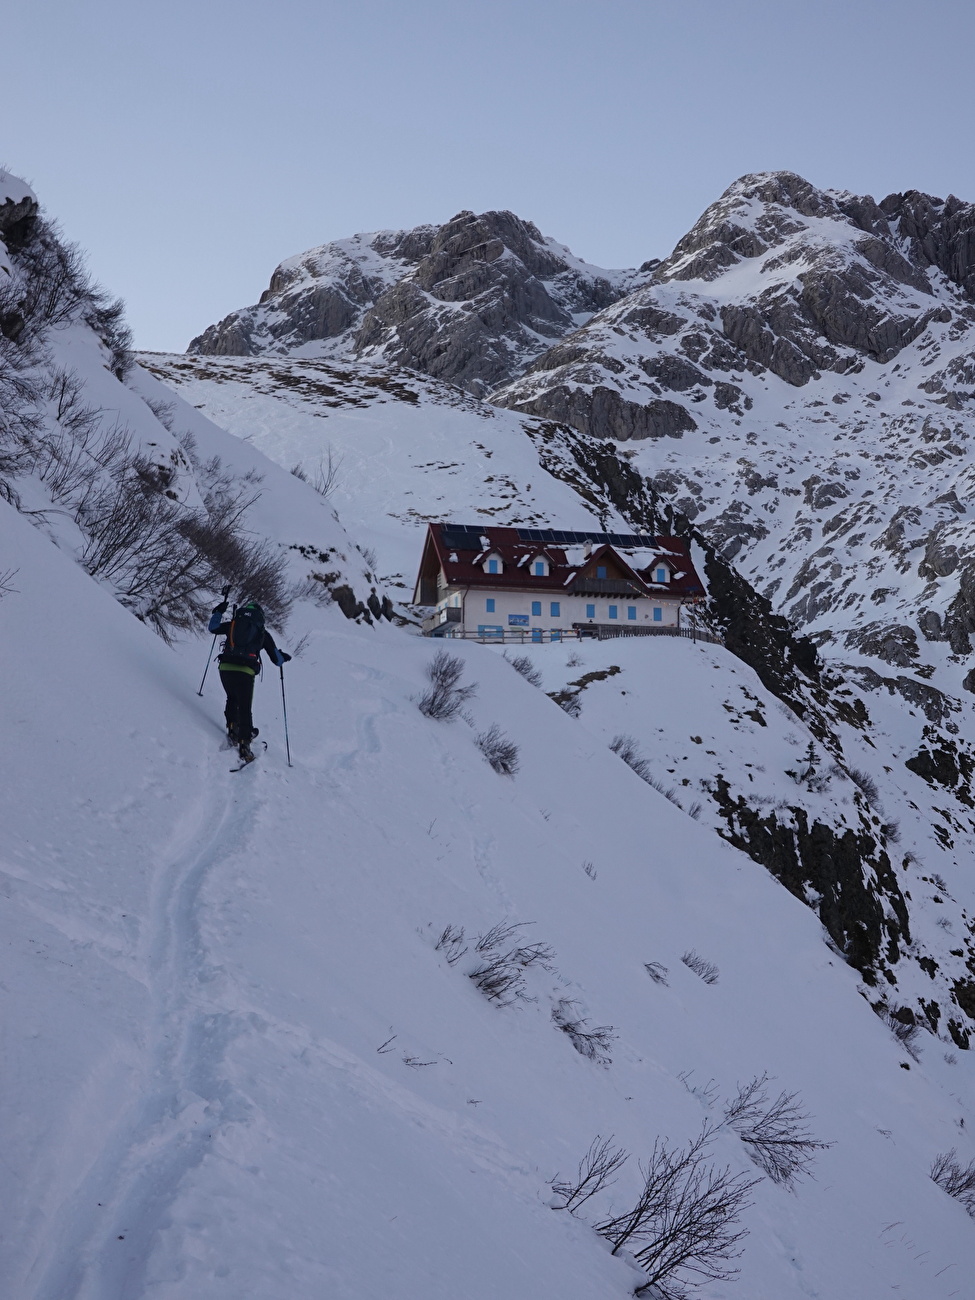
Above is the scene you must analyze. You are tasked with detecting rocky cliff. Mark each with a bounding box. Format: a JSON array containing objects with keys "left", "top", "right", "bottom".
[{"left": 189, "top": 209, "right": 648, "bottom": 396}]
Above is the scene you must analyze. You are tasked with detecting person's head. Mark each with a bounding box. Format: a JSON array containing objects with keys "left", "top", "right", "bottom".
[{"left": 239, "top": 600, "right": 265, "bottom": 619}]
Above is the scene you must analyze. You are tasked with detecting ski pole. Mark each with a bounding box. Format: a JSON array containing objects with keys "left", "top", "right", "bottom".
[
  {"left": 279, "top": 664, "right": 293, "bottom": 767},
  {"left": 198, "top": 585, "right": 232, "bottom": 696}
]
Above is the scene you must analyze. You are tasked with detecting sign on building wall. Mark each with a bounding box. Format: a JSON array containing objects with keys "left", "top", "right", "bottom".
[{"left": 508, "top": 614, "right": 529, "bottom": 626}]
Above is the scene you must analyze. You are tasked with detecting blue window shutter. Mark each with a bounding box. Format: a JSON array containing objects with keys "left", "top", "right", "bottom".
[
  {"left": 531, "top": 600, "right": 542, "bottom": 616},
  {"left": 586, "top": 604, "right": 595, "bottom": 619},
  {"left": 656, "top": 567, "right": 666, "bottom": 582},
  {"left": 488, "top": 559, "right": 498, "bottom": 574},
  {"left": 596, "top": 565, "right": 607, "bottom": 579},
  {"left": 486, "top": 598, "right": 495, "bottom": 613},
  {"left": 534, "top": 561, "right": 545, "bottom": 575},
  {"left": 627, "top": 606, "right": 636, "bottom": 620},
  {"left": 609, "top": 605, "right": 618, "bottom": 619},
  {"left": 653, "top": 607, "right": 663, "bottom": 622},
  {"left": 550, "top": 601, "right": 560, "bottom": 618}
]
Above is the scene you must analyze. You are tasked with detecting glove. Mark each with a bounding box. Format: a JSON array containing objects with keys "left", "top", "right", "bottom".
[
  {"left": 276, "top": 650, "right": 292, "bottom": 665},
  {"left": 215, "top": 602, "right": 228, "bottom": 615}
]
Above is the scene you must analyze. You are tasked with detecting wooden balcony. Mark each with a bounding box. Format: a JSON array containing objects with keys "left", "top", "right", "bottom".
[{"left": 568, "top": 576, "right": 645, "bottom": 596}]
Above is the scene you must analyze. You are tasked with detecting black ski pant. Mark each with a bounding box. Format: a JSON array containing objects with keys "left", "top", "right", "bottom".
[{"left": 219, "top": 667, "right": 256, "bottom": 743}]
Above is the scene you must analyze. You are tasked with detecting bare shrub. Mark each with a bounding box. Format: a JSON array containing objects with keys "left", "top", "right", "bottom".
[
  {"left": 505, "top": 652, "right": 542, "bottom": 687},
  {"left": 848, "top": 766, "right": 879, "bottom": 803},
  {"left": 551, "top": 998, "right": 616, "bottom": 1065},
  {"left": 290, "top": 462, "right": 308, "bottom": 481},
  {"left": 687, "top": 802, "right": 702, "bottom": 821},
  {"left": 610, "top": 733, "right": 653, "bottom": 781},
  {"left": 645, "top": 962, "right": 670, "bottom": 986},
  {"left": 880, "top": 820, "right": 901, "bottom": 844},
  {"left": 877, "top": 1006, "right": 921, "bottom": 1060},
  {"left": 551, "top": 1136, "right": 628, "bottom": 1212},
  {"left": 611, "top": 734, "right": 683, "bottom": 808},
  {"left": 314, "top": 445, "right": 343, "bottom": 498},
  {"left": 417, "top": 649, "right": 477, "bottom": 720},
  {"left": 681, "top": 951, "right": 719, "bottom": 985},
  {"left": 930, "top": 1150, "right": 975, "bottom": 1217},
  {"left": 583, "top": 860, "right": 597, "bottom": 880},
  {"left": 468, "top": 921, "right": 554, "bottom": 1005},
  {"left": 434, "top": 924, "right": 468, "bottom": 966},
  {"left": 476, "top": 723, "right": 520, "bottom": 775},
  {"left": 553, "top": 691, "right": 582, "bottom": 718},
  {"left": 0, "top": 567, "right": 19, "bottom": 599},
  {"left": 722, "top": 1075, "right": 830, "bottom": 1187},
  {"left": 594, "top": 1125, "right": 757, "bottom": 1298},
  {"left": 144, "top": 394, "right": 176, "bottom": 430}
]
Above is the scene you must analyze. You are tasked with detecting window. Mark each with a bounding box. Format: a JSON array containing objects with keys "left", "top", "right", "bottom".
[
  {"left": 550, "top": 601, "right": 560, "bottom": 618},
  {"left": 608, "top": 605, "right": 618, "bottom": 619},
  {"left": 485, "top": 598, "right": 495, "bottom": 612},
  {"left": 534, "top": 561, "right": 546, "bottom": 576},
  {"left": 586, "top": 604, "right": 595, "bottom": 619},
  {"left": 596, "top": 565, "right": 607, "bottom": 579},
  {"left": 531, "top": 600, "right": 542, "bottom": 616},
  {"left": 653, "top": 607, "right": 663, "bottom": 622},
  {"left": 655, "top": 566, "right": 668, "bottom": 583},
  {"left": 627, "top": 606, "right": 637, "bottom": 620},
  {"left": 488, "top": 559, "right": 499, "bottom": 574}
]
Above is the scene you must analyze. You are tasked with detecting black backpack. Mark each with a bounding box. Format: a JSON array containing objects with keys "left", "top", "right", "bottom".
[{"left": 222, "top": 602, "right": 265, "bottom": 669}]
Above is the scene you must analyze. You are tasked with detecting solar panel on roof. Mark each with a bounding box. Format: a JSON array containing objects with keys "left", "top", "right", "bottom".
[{"left": 514, "top": 528, "right": 658, "bottom": 547}]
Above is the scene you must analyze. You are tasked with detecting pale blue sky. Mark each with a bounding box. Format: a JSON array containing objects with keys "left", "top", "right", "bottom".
[{"left": 6, "top": 0, "right": 975, "bottom": 351}]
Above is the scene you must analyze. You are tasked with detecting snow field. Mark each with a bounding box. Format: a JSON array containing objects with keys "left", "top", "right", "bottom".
[{"left": 3, "top": 487, "right": 975, "bottom": 1297}]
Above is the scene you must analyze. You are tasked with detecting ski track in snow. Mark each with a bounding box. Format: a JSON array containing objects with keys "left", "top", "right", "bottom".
[{"left": 37, "top": 752, "right": 259, "bottom": 1300}]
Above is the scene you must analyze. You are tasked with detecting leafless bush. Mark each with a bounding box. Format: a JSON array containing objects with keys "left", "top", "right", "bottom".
[
  {"left": 551, "top": 1136, "right": 628, "bottom": 1212},
  {"left": 611, "top": 733, "right": 653, "bottom": 781},
  {"left": 848, "top": 766, "right": 879, "bottom": 804},
  {"left": 566, "top": 651, "right": 583, "bottom": 667},
  {"left": 476, "top": 723, "right": 520, "bottom": 775},
  {"left": 687, "top": 802, "right": 702, "bottom": 821},
  {"left": 467, "top": 921, "right": 554, "bottom": 1005},
  {"left": 645, "top": 962, "right": 670, "bottom": 986},
  {"left": 594, "top": 1125, "right": 757, "bottom": 1299},
  {"left": 505, "top": 652, "right": 542, "bottom": 687},
  {"left": 553, "top": 691, "right": 582, "bottom": 718},
  {"left": 434, "top": 924, "right": 468, "bottom": 966},
  {"left": 877, "top": 1006, "right": 921, "bottom": 1060},
  {"left": 611, "top": 734, "right": 683, "bottom": 807},
  {"left": 417, "top": 649, "right": 478, "bottom": 720},
  {"left": 583, "top": 860, "right": 597, "bottom": 879},
  {"left": 551, "top": 998, "right": 616, "bottom": 1064},
  {"left": 0, "top": 566, "right": 19, "bottom": 599},
  {"left": 144, "top": 394, "right": 176, "bottom": 430},
  {"left": 880, "top": 820, "right": 901, "bottom": 844},
  {"left": 722, "top": 1075, "right": 830, "bottom": 1187},
  {"left": 930, "top": 1150, "right": 975, "bottom": 1217},
  {"left": 681, "top": 951, "right": 719, "bottom": 985},
  {"left": 931, "top": 872, "right": 950, "bottom": 894}
]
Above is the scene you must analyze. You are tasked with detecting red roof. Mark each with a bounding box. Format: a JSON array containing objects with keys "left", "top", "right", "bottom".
[{"left": 413, "top": 524, "right": 705, "bottom": 601}]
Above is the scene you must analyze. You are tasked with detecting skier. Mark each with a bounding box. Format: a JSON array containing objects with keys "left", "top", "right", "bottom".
[{"left": 208, "top": 597, "right": 291, "bottom": 763}]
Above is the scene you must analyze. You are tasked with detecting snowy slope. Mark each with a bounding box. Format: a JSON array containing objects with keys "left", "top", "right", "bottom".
[
  {"left": 4, "top": 496, "right": 975, "bottom": 1299},
  {"left": 5, "top": 168, "right": 975, "bottom": 1299},
  {"left": 136, "top": 351, "right": 636, "bottom": 599}
]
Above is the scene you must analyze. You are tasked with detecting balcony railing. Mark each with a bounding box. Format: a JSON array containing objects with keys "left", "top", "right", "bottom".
[{"left": 568, "top": 577, "right": 646, "bottom": 596}]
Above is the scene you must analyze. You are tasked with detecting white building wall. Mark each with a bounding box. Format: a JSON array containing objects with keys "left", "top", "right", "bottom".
[{"left": 440, "top": 586, "right": 681, "bottom": 632}]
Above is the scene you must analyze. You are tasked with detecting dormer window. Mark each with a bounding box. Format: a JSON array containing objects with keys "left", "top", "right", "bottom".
[
  {"left": 532, "top": 555, "right": 549, "bottom": 576},
  {"left": 654, "top": 565, "right": 669, "bottom": 583},
  {"left": 483, "top": 553, "right": 503, "bottom": 575}
]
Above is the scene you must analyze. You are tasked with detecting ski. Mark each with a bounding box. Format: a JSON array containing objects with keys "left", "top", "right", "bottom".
[{"left": 229, "top": 739, "right": 266, "bottom": 772}]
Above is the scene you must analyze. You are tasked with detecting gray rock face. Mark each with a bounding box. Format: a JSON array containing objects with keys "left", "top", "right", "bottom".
[
  {"left": 493, "top": 170, "right": 975, "bottom": 442},
  {"left": 189, "top": 210, "right": 643, "bottom": 394}
]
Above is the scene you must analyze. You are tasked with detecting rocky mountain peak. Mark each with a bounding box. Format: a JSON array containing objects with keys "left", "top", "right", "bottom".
[{"left": 189, "top": 207, "right": 646, "bottom": 394}]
